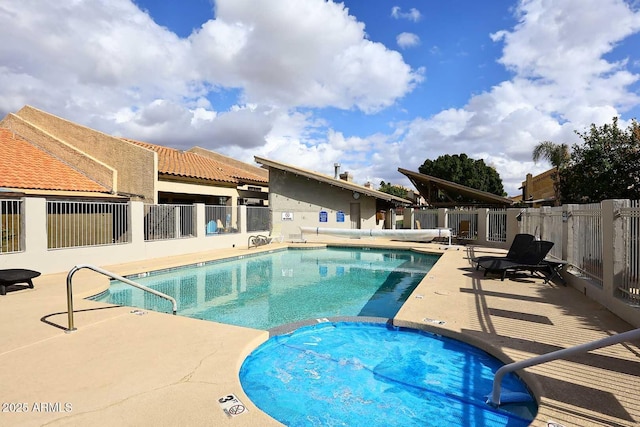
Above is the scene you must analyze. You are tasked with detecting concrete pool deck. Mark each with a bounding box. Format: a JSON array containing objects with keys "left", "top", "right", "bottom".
[{"left": 0, "top": 240, "right": 638, "bottom": 426}]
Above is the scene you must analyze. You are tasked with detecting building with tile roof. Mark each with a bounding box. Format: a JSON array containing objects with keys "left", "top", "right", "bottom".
[
  {"left": 0, "top": 128, "right": 110, "bottom": 197},
  {"left": 0, "top": 106, "right": 268, "bottom": 205},
  {"left": 123, "top": 139, "right": 268, "bottom": 205}
]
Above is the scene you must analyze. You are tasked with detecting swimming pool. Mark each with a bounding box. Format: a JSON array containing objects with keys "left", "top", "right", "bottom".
[
  {"left": 93, "top": 247, "right": 439, "bottom": 330},
  {"left": 240, "top": 321, "right": 537, "bottom": 427}
]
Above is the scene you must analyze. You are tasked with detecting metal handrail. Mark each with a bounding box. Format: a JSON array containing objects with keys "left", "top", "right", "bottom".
[
  {"left": 488, "top": 327, "right": 640, "bottom": 406},
  {"left": 65, "top": 264, "right": 177, "bottom": 332},
  {"left": 248, "top": 234, "right": 269, "bottom": 249}
]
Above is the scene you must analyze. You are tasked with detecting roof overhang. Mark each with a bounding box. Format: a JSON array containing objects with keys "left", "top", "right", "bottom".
[
  {"left": 398, "top": 168, "right": 514, "bottom": 207},
  {"left": 0, "top": 187, "right": 126, "bottom": 200},
  {"left": 255, "top": 156, "right": 412, "bottom": 205}
]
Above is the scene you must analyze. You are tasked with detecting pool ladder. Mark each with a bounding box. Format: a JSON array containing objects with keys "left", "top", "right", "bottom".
[
  {"left": 488, "top": 327, "right": 640, "bottom": 406},
  {"left": 65, "top": 264, "right": 177, "bottom": 333},
  {"left": 248, "top": 234, "right": 270, "bottom": 249}
]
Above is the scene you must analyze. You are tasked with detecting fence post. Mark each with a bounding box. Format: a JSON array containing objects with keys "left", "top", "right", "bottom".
[
  {"left": 238, "top": 205, "right": 247, "bottom": 234},
  {"left": 408, "top": 208, "right": 415, "bottom": 229},
  {"left": 438, "top": 208, "right": 448, "bottom": 228},
  {"left": 539, "top": 206, "right": 551, "bottom": 240},
  {"left": 23, "top": 197, "right": 48, "bottom": 255},
  {"left": 195, "top": 203, "right": 205, "bottom": 238},
  {"left": 476, "top": 208, "right": 489, "bottom": 246},
  {"left": 602, "top": 200, "right": 628, "bottom": 303},
  {"left": 562, "top": 204, "right": 573, "bottom": 262},
  {"left": 130, "top": 201, "right": 144, "bottom": 244}
]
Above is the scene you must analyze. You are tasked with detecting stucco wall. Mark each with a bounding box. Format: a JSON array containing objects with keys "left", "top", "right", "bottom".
[
  {"left": 14, "top": 106, "right": 156, "bottom": 202},
  {"left": 156, "top": 180, "right": 239, "bottom": 198},
  {"left": 268, "top": 169, "right": 381, "bottom": 240}
]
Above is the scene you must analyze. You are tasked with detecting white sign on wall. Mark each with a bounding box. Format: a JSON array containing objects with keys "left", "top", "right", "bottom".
[{"left": 282, "top": 212, "right": 294, "bottom": 221}]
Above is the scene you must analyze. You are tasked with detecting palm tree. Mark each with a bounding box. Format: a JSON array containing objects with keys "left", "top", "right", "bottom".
[{"left": 532, "top": 141, "right": 570, "bottom": 205}]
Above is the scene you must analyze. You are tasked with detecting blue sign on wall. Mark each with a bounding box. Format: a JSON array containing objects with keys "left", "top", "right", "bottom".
[
  {"left": 336, "top": 210, "right": 345, "bottom": 222},
  {"left": 319, "top": 210, "right": 328, "bottom": 222}
]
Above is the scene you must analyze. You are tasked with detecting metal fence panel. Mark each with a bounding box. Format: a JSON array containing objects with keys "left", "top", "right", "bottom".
[
  {"left": 487, "top": 209, "right": 507, "bottom": 242},
  {"left": 179, "top": 205, "right": 195, "bottom": 238},
  {"left": 571, "top": 204, "right": 603, "bottom": 286},
  {"left": 620, "top": 201, "right": 640, "bottom": 305},
  {"left": 48, "top": 201, "right": 129, "bottom": 249},
  {"left": 143, "top": 204, "right": 195, "bottom": 241},
  {"left": 144, "top": 204, "right": 175, "bottom": 241},
  {"left": 414, "top": 209, "right": 438, "bottom": 229},
  {"left": 204, "top": 205, "right": 237, "bottom": 235},
  {"left": 247, "top": 206, "right": 270, "bottom": 232},
  {"left": 1, "top": 199, "right": 22, "bottom": 253},
  {"left": 447, "top": 209, "right": 478, "bottom": 240},
  {"left": 543, "top": 208, "right": 564, "bottom": 259}
]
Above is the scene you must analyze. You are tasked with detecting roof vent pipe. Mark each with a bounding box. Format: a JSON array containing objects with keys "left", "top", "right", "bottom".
[{"left": 334, "top": 163, "right": 341, "bottom": 179}]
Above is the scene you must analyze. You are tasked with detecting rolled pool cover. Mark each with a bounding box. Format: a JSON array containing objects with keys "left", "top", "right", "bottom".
[{"left": 299, "top": 226, "right": 452, "bottom": 242}]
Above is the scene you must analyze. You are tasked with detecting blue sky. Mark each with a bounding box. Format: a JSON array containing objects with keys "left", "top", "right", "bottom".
[{"left": 2, "top": 0, "right": 640, "bottom": 196}]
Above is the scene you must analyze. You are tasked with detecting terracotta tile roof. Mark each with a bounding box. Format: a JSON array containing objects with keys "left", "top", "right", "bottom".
[
  {"left": 0, "top": 128, "right": 110, "bottom": 193},
  {"left": 125, "top": 140, "right": 268, "bottom": 185},
  {"left": 188, "top": 146, "right": 268, "bottom": 181}
]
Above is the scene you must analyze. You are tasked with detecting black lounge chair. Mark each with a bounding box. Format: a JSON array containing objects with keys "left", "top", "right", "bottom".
[
  {"left": 0, "top": 269, "right": 41, "bottom": 295},
  {"left": 472, "top": 233, "right": 535, "bottom": 270},
  {"left": 477, "top": 240, "right": 555, "bottom": 281}
]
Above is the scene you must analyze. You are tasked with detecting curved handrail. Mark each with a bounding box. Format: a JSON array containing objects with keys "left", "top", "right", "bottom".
[
  {"left": 66, "top": 264, "right": 177, "bottom": 332},
  {"left": 248, "top": 234, "right": 269, "bottom": 249},
  {"left": 488, "top": 327, "right": 640, "bottom": 406}
]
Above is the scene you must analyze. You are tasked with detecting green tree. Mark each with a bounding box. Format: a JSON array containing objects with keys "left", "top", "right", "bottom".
[
  {"left": 418, "top": 154, "right": 506, "bottom": 202},
  {"left": 532, "top": 141, "right": 570, "bottom": 205},
  {"left": 532, "top": 141, "right": 570, "bottom": 168},
  {"left": 378, "top": 180, "right": 408, "bottom": 198},
  {"left": 560, "top": 117, "right": 640, "bottom": 203}
]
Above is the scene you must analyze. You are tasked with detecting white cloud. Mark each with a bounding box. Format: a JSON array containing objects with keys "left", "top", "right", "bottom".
[
  {"left": 382, "top": 0, "right": 640, "bottom": 195},
  {"left": 396, "top": 32, "right": 421, "bottom": 49},
  {"left": 2, "top": 0, "right": 640, "bottom": 198},
  {"left": 391, "top": 7, "right": 422, "bottom": 22},
  {"left": 0, "top": 0, "right": 421, "bottom": 170},
  {"left": 188, "top": 0, "right": 422, "bottom": 112},
  {"left": 0, "top": 0, "right": 422, "bottom": 142}
]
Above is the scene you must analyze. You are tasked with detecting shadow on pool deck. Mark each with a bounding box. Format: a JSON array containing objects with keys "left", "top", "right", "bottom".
[{"left": 0, "top": 240, "right": 638, "bottom": 427}]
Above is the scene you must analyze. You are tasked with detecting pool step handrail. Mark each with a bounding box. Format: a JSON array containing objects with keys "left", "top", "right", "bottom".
[
  {"left": 65, "top": 264, "right": 178, "bottom": 333},
  {"left": 488, "top": 327, "right": 640, "bottom": 406},
  {"left": 248, "top": 234, "right": 270, "bottom": 249}
]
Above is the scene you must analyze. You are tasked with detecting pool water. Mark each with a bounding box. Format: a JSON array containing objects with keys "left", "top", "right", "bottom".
[
  {"left": 240, "top": 322, "right": 537, "bottom": 427},
  {"left": 93, "top": 248, "right": 438, "bottom": 330}
]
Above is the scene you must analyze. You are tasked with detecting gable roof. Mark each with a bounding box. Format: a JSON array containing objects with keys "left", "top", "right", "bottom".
[
  {"left": 188, "top": 146, "right": 268, "bottom": 181},
  {"left": 255, "top": 156, "right": 413, "bottom": 205},
  {"left": 398, "top": 168, "right": 514, "bottom": 207},
  {"left": 125, "top": 140, "right": 268, "bottom": 186},
  {"left": 0, "top": 128, "right": 110, "bottom": 194}
]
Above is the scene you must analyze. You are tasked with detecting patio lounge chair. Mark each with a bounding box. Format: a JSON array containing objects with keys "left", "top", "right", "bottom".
[
  {"left": 472, "top": 233, "right": 535, "bottom": 270},
  {"left": 477, "top": 240, "right": 554, "bottom": 281},
  {"left": 0, "top": 269, "right": 41, "bottom": 295}
]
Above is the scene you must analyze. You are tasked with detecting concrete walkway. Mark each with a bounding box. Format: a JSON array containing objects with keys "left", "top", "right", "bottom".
[{"left": 0, "top": 241, "right": 638, "bottom": 427}]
